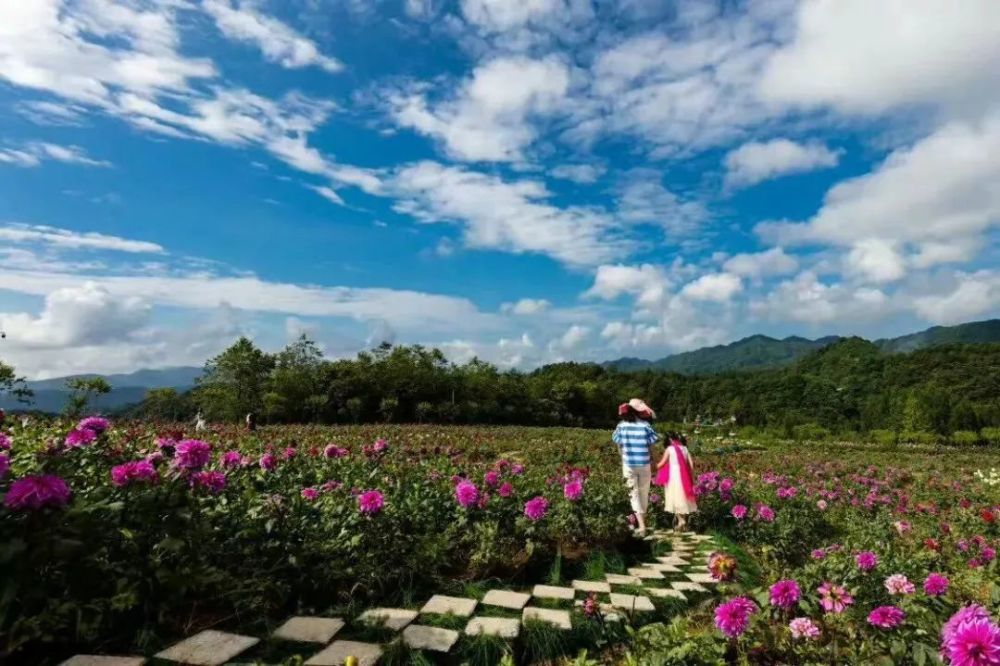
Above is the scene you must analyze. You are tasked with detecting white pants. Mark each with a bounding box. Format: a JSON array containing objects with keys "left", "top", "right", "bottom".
[{"left": 623, "top": 465, "right": 651, "bottom": 514}]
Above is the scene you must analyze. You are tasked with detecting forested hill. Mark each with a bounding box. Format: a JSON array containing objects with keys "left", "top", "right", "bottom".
[{"left": 604, "top": 318, "right": 1000, "bottom": 374}]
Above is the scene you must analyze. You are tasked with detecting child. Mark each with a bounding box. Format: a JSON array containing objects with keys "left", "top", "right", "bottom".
[
  {"left": 612, "top": 402, "right": 658, "bottom": 536},
  {"left": 655, "top": 432, "right": 697, "bottom": 531}
]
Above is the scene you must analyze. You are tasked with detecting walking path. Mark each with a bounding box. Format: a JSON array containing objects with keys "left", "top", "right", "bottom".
[{"left": 61, "top": 531, "right": 719, "bottom": 666}]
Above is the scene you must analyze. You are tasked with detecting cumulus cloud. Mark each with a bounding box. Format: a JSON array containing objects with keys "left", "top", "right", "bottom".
[
  {"left": 724, "top": 139, "right": 839, "bottom": 188},
  {"left": 910, "top": 270, "right": 1000, "bottom": 325},
  {"left": 585, "top": 264, "right": 669, "bottom": 303},
  {"left": 550, "top": 163, "right": 605, "bottom": 183},
  {"left": 722, "top": 247, "right": 799, "bottom": 278},
  {"left": 203, "top": 0, "right": 342, "bottom": 72},
  {"left": 750, "top": 271, "right": 889, "bottom": 324},
  {"left": 501, "top": 298, "right": 551, "bottom": 315},
  {"left": 550, "top": 324, "right": 590, "bottom": 352},
  {"left": 680, "top": 273, "right": 743, "bottom": 302},
  {"left": 616, "top": 174, "right": 708, "bottom": 238},
  {"left": 389, "top": 55, "right": 570, "bottom": 162}
]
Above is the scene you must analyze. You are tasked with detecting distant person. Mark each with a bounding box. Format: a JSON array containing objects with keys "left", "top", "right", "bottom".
[
  {"left": 655, "top": 432, "right": 697, "bottom": 531},
  {"left": 612, "top": 400, "right": 659, "bottom": 537},
  {"left": 195, "top": 411, "right": 207, "bottom": 433},
  {"left": 245, "top": 411, "right": 257, "bottom": 432}
]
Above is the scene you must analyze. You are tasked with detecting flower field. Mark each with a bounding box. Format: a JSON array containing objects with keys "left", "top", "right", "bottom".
[{"left": 1, "top": 415, "right": 999, "bottom": 664}]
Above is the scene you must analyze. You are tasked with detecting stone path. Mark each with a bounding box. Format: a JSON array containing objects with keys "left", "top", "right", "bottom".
[{"left": 62, "top": 530, "right": 719, "bottom": 665}]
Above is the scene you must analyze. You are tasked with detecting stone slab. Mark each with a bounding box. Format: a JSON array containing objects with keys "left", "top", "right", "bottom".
[
  {"left": 647, "top": 563, "right": 683, "bottom": 573},
  {"left": 657, "top": 556, "right": 688, "bottom": 566},
  {"left": 304, "top": 640, "right": 383, "bottom": 666},
  {"left": 647, "top": 587, "right": 687, "bottom": 601},
  {"left": 402, "top": 624, "right": 460, "bottom": 653},
  {"left": 273, "top": 616, "right": 345, "bottom": 643},
  {"left": 154, "top": 630, "right": 259, "bottom": 666},
  {"left": 685, "top": 573, "right": 717, "bottom": 584},
  {"left": 572, "top": 580, "right": 611, "bottom": 594},
  {"left": 482, "top": 589, "right": 530, "bottom": 610},
  {"left": 465, "top": 616, "right": 520, "bottom": 639},
  {"left": 532, "top": 584, "right": 575, "bottom": 601},
  {"left": 609, "top": 593, "right": 655, "bottom": 612},
  {"left": 60, "top": 658, "right": 145, "bottom": 666},
  {"left": 689, "top": 534, "right": 713, "bottom": 541},
  {"left": 522, "top": 607, "right": 572, "bottom": 630},
  {"left": 358, "top": 608, "right": 418, "bottom": 632},
  {"left": 605, "top": 573, "right": 642, "bottom": 586},
  {"left": 671, "top": 581, "right": 708, "bottom": 593},
  {"left": 627, "top": 567, "right": 664, "bottom": 580},
  {"left": 420, "top": 595, "right": 477, "bottom": 617}
]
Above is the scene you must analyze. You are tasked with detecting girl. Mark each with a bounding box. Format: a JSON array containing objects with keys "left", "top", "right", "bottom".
[
  {"left": 612, "top": 401, "right": 658, "bottom": 536},
  {"left": 655, "top": 432, "right": 697, "bottom": 530}
]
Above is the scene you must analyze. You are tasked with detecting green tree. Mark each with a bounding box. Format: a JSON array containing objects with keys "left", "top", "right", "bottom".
[
  {"left": 64, "top": 376, "right": 111, "bottom": 417},
  {"left": 198, "top": 337, "right": 274, "bottom": 422},
  {"left": 268, "top": 335, "right": 326, "bottom": 422},
  {"left": 0, "top": 359, "right": 32, "bottom": 405},
  {"left": 141, "top": 387, "right": 188, "bottom": 421}
]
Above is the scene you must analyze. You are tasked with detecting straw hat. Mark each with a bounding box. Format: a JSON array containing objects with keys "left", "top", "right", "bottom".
[{"left": 628, "top": 398, "right": 656, "bottom": 419}]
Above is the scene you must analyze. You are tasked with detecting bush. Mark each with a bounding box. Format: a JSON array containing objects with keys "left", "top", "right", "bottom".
[{"left": 951, "top": 430, "right": 980, "bottom": 446}]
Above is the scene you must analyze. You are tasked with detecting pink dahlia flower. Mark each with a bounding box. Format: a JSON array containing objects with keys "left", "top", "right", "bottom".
[
  {"left": 524, "top": 496, "right": 549, "bottom": 521},
  {"left": 4, "top": 474, "right": 72, "bottom": 510}
]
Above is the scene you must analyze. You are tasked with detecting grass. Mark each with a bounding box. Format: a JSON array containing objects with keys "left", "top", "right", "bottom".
[
  {"left": 380, "top": 638, "right": 435, "bottom": 666},
  {"left": 547, "top": 551, "right": 563, "bottom": 585},
  {"left": 418, "top": 612, "right": 468, "bottom": 631},
  {"left": 520, "top": 618, "right": 571, "bottom": 662},
  {"left": 458, "top": 632, "right": 511, "bottom": 666}
]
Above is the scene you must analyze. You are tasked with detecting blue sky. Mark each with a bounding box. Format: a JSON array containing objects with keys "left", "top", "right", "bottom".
[{"left": 1, "top": 0, "right": 998, "bottom": 378}]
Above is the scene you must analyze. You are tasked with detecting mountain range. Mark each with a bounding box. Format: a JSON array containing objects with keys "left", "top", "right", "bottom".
[{"left": 2, "top": 319, "right": 998, "bottom": 413}]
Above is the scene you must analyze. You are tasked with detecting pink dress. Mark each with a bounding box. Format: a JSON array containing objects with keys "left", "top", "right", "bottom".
[{"left": 656, "top": 444, "right": 698, "bottom": 515}]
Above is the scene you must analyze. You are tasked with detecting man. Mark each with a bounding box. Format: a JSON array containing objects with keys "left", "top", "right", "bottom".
[{"left": 612, "top": 399, "right": 659, "bottom": 536}]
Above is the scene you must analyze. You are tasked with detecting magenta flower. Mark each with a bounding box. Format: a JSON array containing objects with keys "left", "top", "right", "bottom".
[
  {"left": 731, "top": 504, "right": 748, "bottom": 520},
  {"left": 0, "top": 453, "right": 8, "bottom": 479},
  {"left": 511, "top": 463, "right": 524, "bottom": 476},
  {"left": 867, "top": 606, "right": 905, "bottom": 629},
  {"left": 220, "top": 450, "right": 243, "bottom": 468},
  {"left": 4, "top": 474, "right": 72, "bottom": 510},
  {"left": 755, "top": 504, "right": 776, "bottom": 522},
  {"left": 789, "top": 617, "right": 821, "bottom": 640},
  {"left": 301, "top": 487, "right": 319, "bottom": 501},
  {"left": 323, "top": 444, "right": 349, "bottom": 458},
  {"left": 498, "top": 482, "right": 513, "bottom": 498},
  {"left": 942, "top": 605, "right": 991, "bottom": 644},
  {"left": 563, "top": 479, "right": 583, "bottom": 501},
  {"left": 884, "top": 574, "right": 915, "bottom": 595},
  {"left": 924, "top": 573, "right": 950, "bottom": 596},
  {"left": 358, "top": 489, "right": 384, "bottom": 515},
  {"left": 64, "top": 428, "right": 97, "bottom": 448},
  {"left": 714, "top": 596, "right": 757, "bottom": 638},
  {"left": 189, "top": 471, "right": 226, "bottom": 494},
  {"left": 0, "top": 433, "right": 11, "bottom": 450},
  {"left": 259, "top": 453, "right": 277, "bottom": 471},
  {"left": 982, "top": 547, "right": 996, "bottom": 563},
  {"left": 942, "top": 618, "right": 1000, "bottom": 666},
  {"left": 77, "top": 416, "right": 110, "bottom": 434},
  {"left": 817, "top": 582, "right": 853, "bottom": 614},
  {"left": 281, "top": 447, "right": 296, "bottom": 460},
  {"left": 524, "top": 496, "right": 549, "bottom": 521},
  {"left": 483, "top": 470, "right": 500, "bottom": 487},
  {"left": 810, "top": 548, "right": 826, "bottom": 560},
  {"left": 769, "top": 579, "right": 801, "bottom": 609},
  {"left": 110, "top": 460, "right": 158, "bottom": 487},
  {"left": 174, "top": 439, "right": 212, "bottom": 470},
  {"left": 855, "top": 551, "right": 878, "bottom": 571},
  {"left": 455, "top": 480, "right": 479, "bottom": 508}
]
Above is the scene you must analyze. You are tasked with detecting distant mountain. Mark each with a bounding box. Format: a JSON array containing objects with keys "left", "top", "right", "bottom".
[
  {"left": 604, "top": 319, "right": 1000, "bottom": 375},
  {"left": 0, "top": 366, "right": 202, "bottom": 413}
]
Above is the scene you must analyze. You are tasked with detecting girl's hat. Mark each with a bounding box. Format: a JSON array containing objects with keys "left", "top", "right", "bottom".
[
  {"left": 618, "top": 403, "right": 630, "bottom": 416},
  {"left": 628, "top": 398, "right": 656, "bottom": 419}
]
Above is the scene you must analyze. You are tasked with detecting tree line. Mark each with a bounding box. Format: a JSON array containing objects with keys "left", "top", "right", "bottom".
[{"left": 118, "top": 335, "right": 1000, "bottom": 442}]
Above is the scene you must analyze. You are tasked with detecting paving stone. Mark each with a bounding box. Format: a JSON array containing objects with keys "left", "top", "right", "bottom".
[
  {"left": 358, "top": 608, "right": 418, "bottom": 631},
  {"left": 572, "top": 579, "right": 611, "bottom": 594},
  {"left": 627, "top": 567, "right": 664, "bottom": 580},
  {"left": 273, "top": 616, "right": 345, "bottom": 643},
  {"left": 689, "top": 534, "right": 713, "bottom": 541},
  {"left": 532, "top": 584, "right": 575, "bottom": 601},
  {"left": 465, "top": 616, "right": 520, "bottom": 639},
  {"left": 657, "top": 556, "right": 688, "bottom": 566},
  {"left": 304, "top": 640, "right": 382, "bottom": 666},
  {"left": 482, "top": 589, "right": 530, "bottom": 610},
  {"left": 685, "top": 573, "right": 717, "bottom": 584},
  {"left": 647, "top": 563, "right": 683, "bottom": 573},
  {"left": 605, "top": 573, "right": 642, "bottom": 586},
  {"left": 647, "top": 587, "right": 687, "bottom": 601},
  {"left": 522, "top": 607, "right": 572, "bottom": 630},
  {"left": 671, "top": 581, "right": 708, "bottom": 593},
  {"left": 60, "top": 658, "right": 145, "bottom": 666},
  {"left": 154, "top": 630, "right": 259, "bottom": 666},
  {"left": 420, "top": 595, "right": 477, "bottom": 617},
  {"left": 402, "top": 624, "right": 460, "bottom": 653},
  {"left": 609, "top": 593, "right": 655, "bottom": 612}
]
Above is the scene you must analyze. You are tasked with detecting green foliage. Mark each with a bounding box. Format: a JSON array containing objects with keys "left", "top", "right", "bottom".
[
  {"left": 64, "top": 376, "right": 111, "bottom": 417},
  {"left": 0, "top": 359, "right": 32, "bottom": 404},
  {"left": 196, "top": 336, "right": 274, "bottom": 421}
]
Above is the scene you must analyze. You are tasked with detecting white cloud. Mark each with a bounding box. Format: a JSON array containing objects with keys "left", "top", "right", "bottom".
[
  {"left": 585, "top": 264, "right": 669, "bottom": 302},
  {"left": 391, "top": 161, "right": 627, "bottom": 266},
  {"left": 751, "top": 271, "right": 889, "bottom": 324},
  {"left": 680, "top": 272, "right": 743, "bottom": 302},
  {"left": 0, "top": 142, "right": 110, "bottom": 168},
  {"left": 723, "top": 247, "right": 798, "bottom": 278},
  {"left": 460, "top": 0, "right": 565, "bottom": 31},
  {"left": 0, "top": 223, "right": 163, "bottom": 253},
  {"left": 551, "top": 324, "right": 590, "bottom": 351},
  {"left": 910, "top": 270, "right": 999, "bottom": 324},
  {"left": 389, "top": 55, "right": 570, "bottom": 161},
  {"left": 845, "top": 239, "right": 905, "bottom": 284},
  {"left": 616, "top": 175, "right": 708, "bottom": 238},
  {"left": 203, "top": 0, "right": 342, "bottom": 72},
  {"left": 550, "top": 163, "right": 605, "bottom": 183},
  {"left": 308, "top": 185, "right": 345, "bottom": 206},
  {"left": 724, "top": 138, "right": 839, "bottom": 188},
  {"left": 501, "top": 298, "right": 551, "bottom": 315},
  {"left": 0, "top": 282, "right": 149, "bottom": 349},
  {"left": 760, "top": 0, "right": 1000, "bottom": 115}
]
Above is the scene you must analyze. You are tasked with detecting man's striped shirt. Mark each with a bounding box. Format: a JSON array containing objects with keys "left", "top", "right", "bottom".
[{"left": 612, "top": 420, "right": 658, "bottom": 467}]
